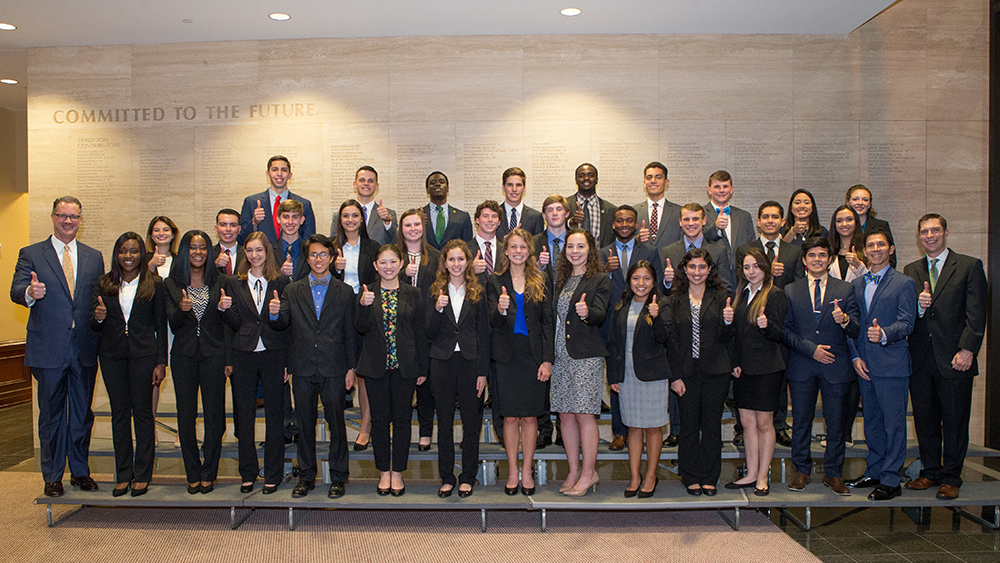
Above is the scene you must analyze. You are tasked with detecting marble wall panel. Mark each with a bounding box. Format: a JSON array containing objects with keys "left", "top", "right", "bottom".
[
  {"left": 135, "top": 126, "right": 196, "bottom": 244},
  {"left": 925, "top": 120, "right": 988, "bottom": 236},
  {"left": 388, "top": 122, "right": 457, "bottom": 211},
  {"left": 658, "top": 121, "right": 728, "bottom": 206},
  {"left": 27, "top": 46, "right": 133, "bottom": 130},
  {"left": 792, "top": 36, "right": 861, "bottom": 121},
  {"left": 926, "top": 5, "right": 988, "bottom": 121},
  {"left": 455, "top": 121, "right": 525, "bottom": 210},
  {"left": 522, "top": 121, "right": 594, "bottom": 204},
  {"left": 67, "top": 127, "right": 134, "bottom": 255},
  {"left": 724, "top": 121, "right": 794, "bottom": 209},
  {"left": 324, "top": 122, "right": 392, "bottom": 216},
  {"left": 852, "top": 4, "right": 928, "bottom": 122},
  {"left": 194, "top": 124, "right": 259, "bottom": 232},
  {"left": 589, "top": 121, "right": 659, "bottom": 206},
  {"left": 793, "top": 121, "right": 860, "bottom": 221}
]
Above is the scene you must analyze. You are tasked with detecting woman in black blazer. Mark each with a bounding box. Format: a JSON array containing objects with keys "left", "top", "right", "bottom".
[
  {"left": 551, "top": 228, "right": 611, "bottom": 497},
  {"left": 782, "top": 189, "right": 829, "bottom": 245},
  {"left": 164, "top": 230, "right": 228, "bottom": 494},
  {"left": 487, "top": 229, "right": 554, "bottom": 496},
  {"left": 607, "top": 261, "right": 669, "bottom": 498},
  {"left": 220, "top": 232, "right": 289, "bottom": 494},
  {"left": 846, "top": 184, "right": 896, "bottom": 268},
  {"left": 91, "top": 232, "right": 167, "bottom": 497},
  {"left": 666, "top": 248, "right": 735, "bottom": 496},
  {"left": 426, "top": 240, "right": 490, "bottom": 497},
  {"left": 397, "top": 208, "right": 440, "bottom": 451},
  {"left": 356, "top": 244, "right": 429, "bottom": 496},
  {"left": 729, "top": 246, "right": 788, "bottom": 496}
]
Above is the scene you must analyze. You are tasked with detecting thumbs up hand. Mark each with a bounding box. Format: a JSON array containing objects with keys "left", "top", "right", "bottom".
[
  {"left": 845, "top": 246, "right": 862, "bottom": 269},
  {"left": 723, "top": 296, "right": 734, "bottom": 323},
  {"left": 215, "top": 249, "right": 230, "bottom": 269},
  {"left": 715, "top": 210, "right": 729, "bottom": 231},
  {"left": 771, "top": 260, "right": 785, "bottom": 278},
  {"left": 868, "top": 318, "right": 883, "bottom": 343},
  {"left": 268, "top": 290, "right": 281, "bottom": 315},
  {"left": 831, "top": 298, "right": 846, "bottom": 325},
  {"left": 334, "top": 248, "right": 346, "bottom": 273},
  {"left": 94, "top": 295, "right": 107, "bottom": 321},
  {"left": 180, "top": 289, "right": 193, "bottom": 312},
  {"left": 918, "top": 281, "right": 932, "bottom": 309},
  {"left": 360, "top": 284, "right": 375, "bottom": 306},
  {"left": 219, "top": 288, "right": 232, "bottom": 311},
  {"left": 575, "top": 292, "right": 589, "bottom": 319},
  {"left": 538, "top": 246, "right": 550, "bottom": 268},
  {"left": 376, "top": 199, "right": 391, "bottom": 223},
  {"left": 756, "top": 304, "right": 768, "bottom": 329},
  {"left": 148, "top": 251, "right": 166, "bottom": 273},
  {"left": 606, "top": 249, "right": 619, "bottom": 273},
  {"left": 28, "top": 271, "right": 46, "bottom": 300},
  {"left": 497, "top": 286, "right": 510, "bottom": 313},
  {"left": 435, "top": 289, "right": 449, "bottom": 312},
  {"left": 472, "top": 250, "right": 487, "bottom": 275},
  {"left": 663, "top": 258, "right": 674, "bottom": 284},
  {"left": 281, "top": 252, "right": 294, "bottom": 276},
  {"left": 638, "top": 220, "right": 650, "bottom": 243},
  {"left": 405, "top": 255, "right": 418, "bottom": 277},
  {"left": 648, "top": 294, "right": 659, "bottom": 318},
  {"left": 253, "top": 199, "right": 265, "bottom": 226}
]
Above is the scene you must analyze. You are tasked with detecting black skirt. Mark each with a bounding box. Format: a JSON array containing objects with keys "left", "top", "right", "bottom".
[
  {"left": 733, "top": 370, "right": 784, "bottom": 412},
  {"left": 494, "top": 334, "right": 546, "bottom": 418}
]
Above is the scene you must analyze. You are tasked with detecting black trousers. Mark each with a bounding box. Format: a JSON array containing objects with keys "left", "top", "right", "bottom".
[
  {"left": 430, "top": 356, "right": 483, "bottom": 486},
  {"left": 293, "top": 373, "right": 349, "bottom": 483},
  {"left": 232, "top": 349, "right": 285, "bottom": 485},
  {"left": 101, "top": 354, "right": 156, "bottom": 484},
  {"left": 676, "top": 365, "right": 730, "bottom": 487},
  {"left": 367, "top": 369, "right": 416, "bottom": 473},
  {"left": 171, "top": 354, "right": 226, "bottom": 483},
  {"left": 910, "top": 365, "right": 974, "bottom": 488},
  {"left": 415, "top": 378, "right": 435, "bottom": 439}
]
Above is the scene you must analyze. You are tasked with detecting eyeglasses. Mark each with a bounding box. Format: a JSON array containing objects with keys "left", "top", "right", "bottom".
[
  {"left": 308, "top": 252, "right": 330, "bottom": 259},
  {"left": 53, "top": 213, "right": 81, "bottom": 222}
]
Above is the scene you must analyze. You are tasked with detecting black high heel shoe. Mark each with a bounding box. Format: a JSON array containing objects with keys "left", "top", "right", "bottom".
[
  {"left": 112, "top": 483, "right": 130, "bottom": 497},
  {"left": 390, "top": 486, "right": 406, "bottom": 497},
  {"left": 417, "top": 441, "right": 431, "bottom": 452},
  {"left": 638, "top": 477, "right": 659, "bottom": 499},
  {"left": 624, "top": 487, "right": 639, "bottom": 498}
]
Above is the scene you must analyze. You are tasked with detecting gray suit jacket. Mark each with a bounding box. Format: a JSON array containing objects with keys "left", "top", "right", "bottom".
[
  {"left": 703, "top": 203, "right": 756, "bottom": 276},
  {"left": 497, "top": 204, "right": 544, "bottom": 239},
  {"left": 634, "top": 199, "right": 683, "bottom": 253},
  {"left": 330, "top": 203, "right": 398, "bottom": 246}
]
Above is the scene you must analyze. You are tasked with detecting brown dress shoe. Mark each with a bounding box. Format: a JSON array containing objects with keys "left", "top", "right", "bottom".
[
  {"left": 788, "top": 472, "right": 810, "bottom": 491},
  {"left": 905, "top": 477, "right": 937, "bottom": 490},
  {"left": 823, "top": 476, "right": 851, "bottom": 496},
  {"left": 936, "top": 484, "right": 959, "bottom": 499},
  {"left": 608, "top": 435, "right": 626, "bottom": 451}
]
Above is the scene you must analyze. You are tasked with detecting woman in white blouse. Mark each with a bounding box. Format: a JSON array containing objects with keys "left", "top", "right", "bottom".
[{"left": 145, "top": 215, "right": 179, "bottom": 446}]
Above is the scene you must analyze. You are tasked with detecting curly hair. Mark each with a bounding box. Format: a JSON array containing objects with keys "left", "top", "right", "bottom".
[
  {"left": 556, "top": 228, "right": 603, "bottom": 293},
  {"left": 495, "top": 229, "right": 546, "bottom": 304},
  {"left": 429, "top": 240, "right": 483, "bottom": 303}
]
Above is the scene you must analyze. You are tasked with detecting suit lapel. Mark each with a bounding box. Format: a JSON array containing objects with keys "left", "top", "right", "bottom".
[
  {"left": 933, "top": 253, "right": 957, "bottom": 300},
  {"left": 42, "top": 238, "right": 73, "bottom": 298},
  {"left": 236, "top": 279, "right": 258, "bottom": 315},
  {"left": 869, "top": 269, "right": 893, "bottom": 311}
]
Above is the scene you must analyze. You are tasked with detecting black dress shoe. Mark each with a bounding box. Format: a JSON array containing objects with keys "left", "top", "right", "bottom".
[
  {"left": 457, "top": 486, "right": 473, "bottom": 498},
  {"left": 70, "top": 475, "right": 99, "bottom": 491},
  {"left": 112, "top": 484, "right": 130, "bottom": 497},
  {"left": 724, "top": 480, "right": 756, "bottom": 490},
  {"left": 390, "top": 487, "right": 406, "bottom": 497},
  {"left": 521, "top": 486, "right": 535, "bottom": 496},
  {"left": 775, "top": 430, "right": 793, "bottom": 448},
  {"left": 438, "top": 486, "right": 454, "bottom": 498},
  {"left": 732, "top": 432, "right": 744, "bottom": 447},
  {"left": 328, "top": 481, "right": 346, "bottom": 498},
  {"left": 262, "top": 484, "right": 279, "bottom": 495},
  {"left": 868, "top": 484, "right": 901, "bottom": 501},
  {"left": 624, "top": 487, "right": 639, "bottom": 498},
  {"left": 187, "top": 483, "right": 201, "bottom": 495},
  {"left": 638, "top": 478, "right": 659, "bottom": 499},
  {"left": 686, "top": 486, "right": 703, "bottom": 496},
  {"left": 702, "top": 486, "right": 717, "bottom": 496},
  {"left": 377, "top": 485, "right": 391, "bottom": 496},
  {"left": 44, "top": 481, "right": 64, "bottom": 497},
  {"left": 291, "top": 480, "right": 315, "bottom": 498},
  {"left": 200, "top": 483, "right": 214, "bottom": 494},
  {"left": 504, "top": 484, "right": 519, "bottom": 496},
  {"left": 662, "top": 434, "right": 679, "bottom": 448},
  {"left": 600, "top": 401, "right": 611, "bottom": 413},
  {"left": 130, "top": 484, "right": 149, "bottom": 497},
  {"left": 353, "top": 439, "right": 370, "bottom": 451},
  {"left": 417, "top": 442, "right": 431, "bottom": 452},
  {"left": 536, "top": 435, "right": 552, "bottom": 450},
  {"left": 845, "top": 475, "right": 881, "bottom": 488},
  {"left": 554, "top": 434, "right": 563, "bottom": 447},
  {"left": 240, "top": 483, "right": 255, "bottom": 493},
  {"left": 754, "top": 486, "right": 770, "bottom": 496}
]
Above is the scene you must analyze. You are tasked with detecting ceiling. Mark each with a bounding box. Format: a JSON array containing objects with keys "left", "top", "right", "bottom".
[{"left": 0, "top": 0, "right": 895, "bottom": 112}]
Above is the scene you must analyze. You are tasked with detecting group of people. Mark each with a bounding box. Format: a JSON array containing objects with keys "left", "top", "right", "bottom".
[{"left": 11, "top": 155, "right": 986, "bottom": 505}]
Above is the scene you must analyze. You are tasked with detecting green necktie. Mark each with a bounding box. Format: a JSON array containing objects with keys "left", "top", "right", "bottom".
[
  {"left": 435, "top": 205, "right": 445, "bottom": 243},
  {"left": 929, "top": 257, "right": 939, "bottom": 292}
]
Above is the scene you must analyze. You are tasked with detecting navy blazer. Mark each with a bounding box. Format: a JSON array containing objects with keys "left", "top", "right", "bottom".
[
  {"left": 665, "top": 287, "right": 734, "bottom": 378},
  {"left": 355, "top": 283, "right": 429, "bottom": 380},
  {"left": 270, "top": 276, "right": 357, "bottom": 379},
  {"left": 221, "top": 275, "right": 289, "bottom": 352},
  {"left": 606, "top": 300, "right": 669, "bottom": 384},
  {"left": 487, "top": 271, "right": 555, "bottom": 367},
  {"left": 238, "top": 190, "right": 316, "bottom": 245},
  {"left": 733, "top": 286, "right": 788, "bottom": 375},
  {"left": 783, "top": 276, "right": 860, "bottom": 384},
  {"left": 10, "top": 237, "right": 105, "bottom": 369},
  {"left": 90, "top": 278, "right": 168, "bottom": 365},
  {"left": 422, "top": 203, "right": 474, "bottom": 250},
  {"left": 497, "top": 204, "right": 545, "bottom": 240},
  {"left": 426, "top": 284, "right": 491, "bottom": 378},
  {"left": 556, "top": 273, "right": 611, "bottom": 359},
  {"left": 736, "top": 239, "right": 805, "bottom": 290},
  {"left": 848, "top": 268, "right": 917, "bottom": 378},
  {"left": 904, "top": 251, "right": 987, "bottom": 379},
  {"left": 566, "top": 194, "right": 618, "bottom": 248},
  {"left": 599, "top": 238, "right": 662, "bottom": 306}
]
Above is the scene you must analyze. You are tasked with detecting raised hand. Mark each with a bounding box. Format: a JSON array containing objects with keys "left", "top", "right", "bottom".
[
  {"left": 472, "top": 250, "right": 487, "bottom": 275},
  {"left": 253, "top": 199, "right": 265, "bottom": 226},
  {"left": 813, "top": 344, "right": 835, "bottom": 364},
  {"left": 845, "top": 245, "right": 862, "bottom": 269},
  {"left": 281, "top": 252, "right": 294, "bottom": 276},
  {"left": 918, "top": 281, "right": 932, "bottom": 309},
  {"left": 94, "top": 296, "right": 107, "bottom": 321},
  {"left": 648, "top": 294, "right": 659, "bottom": 318},
  {"left": 606, "top": 249, "right": 619, "bottom": 273},
  {"left": 756, "top": 304, "right": 768, "bottom": 329},
  {"left": 795, "top": 216, "right": 809, "bottom": 235},
  {"left": 715, "top": 209, "right": 729, "bottom": 231},
  {"left": 723, "top": 296, "right": 734, "bottom": 323},
  {"left": 28, "top": 271, "right": 46, "bottom": 300},
  {"left": 638, "top": 220, "right": 650, "bottom": 243},
  {"left": 376, "top": 199, "right": 391, "bottom": 222},
  {"left": 180, "top": 289, "right": 193, "bottom": 312},
  {"left": 148, "top": 251, "right": 166, "bottom": 273},
  {"left": 771, "top": 260, "right": 785, "bottom": 278},
  {"left": 538, "top": 246, "right": 550, "bottom": 267},
  {"left": 662, "top": 258, "right": 674, "bottom": 285},
  {"left": 497, "top": 286, "right": 510, "bottom": 313},
  {"left": 219, "top": 288, "right": 232, "bottom": 310},
  {"left": 268, "top": 290, "right": 281, "bottom": 315},
  {"left": 215, "top": 249, "right": 230, "bottom": 269},
  {"left": 435, "top": 289, "right": 449, "bottom": 311},
  {"left": 335, "top": 248, "right": 346, "bottom": 272},
  {"left": 575, "top": 292, "right": 588, "bottom": 319},
  {"left": 572, "top": 206, "right": 585, "bottom": 228},
  {"left": 405, "top": 256, "right": 418, "bottom": 277},
  {"left": 360, "top": 284, "right": 375, "bottom": 306},
  {"left": 831, "top": 298, "right": 846, "bottom": 325},
  {"left": 867, "top": 318, "right": 882, "bottom": 343}
]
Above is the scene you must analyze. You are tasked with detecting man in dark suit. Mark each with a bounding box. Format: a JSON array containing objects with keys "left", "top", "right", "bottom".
[
  {"left": 469, "top": 201, "right": 503, "bottom": 276},
  {"left": 269, "top": 234, "right": 357, "bottom": 499},
  {"left": 660, "top": 203, "right": 734, "bottom": 293},
  {"left": 845, "top": 227, "right": 917, "bottom": 501},
  {"left": 599, "top": 204, "right": 660, "bottom": 450},
  {"left": 330, "top": 166, "right": 398, "bottom": 246},
  {"left": 635, "top": 161, "right": 682, "bottom": 253},
  {"left": 423, "top": 171, "right": 474, "bottom": 250},
  {"left": 213, "top": 208, "right": 245, "bottom": 277},
  {"left": 274, "top": 199, "right": 310, "bottom": 282},
  {"left": 10, "top": 196, "right": 105, "bottom": 497},
  {"left": 902, "top": 214, "right": 987, "bottom": 500},
  {"left": 702, "top": 170, "right": 756, "bottom": 282},
  {"left": 566, "top": 163, "right": 617, "bottom": 248},
  {"left": 238, "top": 155, "right": 316, "bottom": 245},
  {"left": 783, "top": 237, "right": 860, "bottom": 495},
  {"left": 497, "top": 167, "right": 544, "bottom": 240}
]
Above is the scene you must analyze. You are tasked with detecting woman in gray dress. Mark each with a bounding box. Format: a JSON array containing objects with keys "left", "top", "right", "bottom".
[
  {"left": 552, "top": 228, "right": 611, "bottom": 497},
  {"left": 607, "top": 260, "right": 670, "bottom": 498}
]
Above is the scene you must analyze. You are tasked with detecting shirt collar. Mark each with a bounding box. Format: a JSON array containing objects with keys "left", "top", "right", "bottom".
[
  {"left": 872, "top": 264, "right": 892, "bottom": 278},
  {"left": 684, "top": 235, "right": 703, "bottom": 248},
  {"left": 51, "top": 236, "right": 76, "bottom": 255},
  {"left": 759, "top": 234, "right": 781, "bottom": 248},
  {"left": 248, "top": 272, "right": 265, "bottom": 284},
  {"left": 547, "top": 229, "right": 565, "bottom": 242},
  {"left": 617, "top": 237, "right": 635, "bottom": 251},
  {"left": 807, "top": 271, "right": 829, "bottom": 285},
  {"left": 219, "top": 242, "right": 237, "bottom": 254},
  {"left": 505, "top": 201, "right": 523, "bottom": 216},
  {"left": 269, "top": 188, "right": 289, "bottom": 200},
  {"left": 476, "top": 234, "right": 496, "bottom": 247},
  {"left": 927, "top": 247, "right": 949, "bottom": 267},
  {"left": 121, "top": 276, "right": 139, "bottom": 288}
]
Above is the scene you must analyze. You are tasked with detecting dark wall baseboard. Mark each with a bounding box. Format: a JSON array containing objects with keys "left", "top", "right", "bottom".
[{"left": 0, "top": 341, "right": 32, "bottom": 408}]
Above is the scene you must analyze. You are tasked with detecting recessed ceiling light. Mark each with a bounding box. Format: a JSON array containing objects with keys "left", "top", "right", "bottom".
[
  {"left": 0, "top": 23, "right": 16, "bottom": 31},
  {"left": 182, "top": 19, "right": 194, "bottom": 24},
  {"left": 268, "top": 13, "right": 291, "bottom": 21},
  {"left": 560, "top": 8, "right": 582, "bottom": 16},
  {"left": 0, "top": 79, "right": 18, "bottom": 85}
]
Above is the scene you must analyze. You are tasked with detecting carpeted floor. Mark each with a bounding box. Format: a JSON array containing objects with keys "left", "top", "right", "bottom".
[{"left": 3, "top": 472, "right": 818, "bottom": 563}]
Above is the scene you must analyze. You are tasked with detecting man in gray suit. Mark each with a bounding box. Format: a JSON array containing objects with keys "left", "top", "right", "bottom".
[
  {"left": 496, "top": 167, "right": 544, "bottom": 240},
  {"left": 330, "top": 166, "right": 398, "bottom": 246},
  {"left": 703, "top": 170, "right": 755, "bottom": 282},
  {"left": 635, "top": 161, "right": 682, "bottom": 253}
]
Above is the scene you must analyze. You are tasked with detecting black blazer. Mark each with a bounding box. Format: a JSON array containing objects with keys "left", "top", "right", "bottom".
[
  {"left": 736, "top": 239, "right": 804, "bottom": 290},
  {"left": 270, "top": 276, "right": 357, "bottom": 379},
  {"left": 213, "top": 243, "right": 246, "bottom": 276},
  {"left": 733, "top": 286, "right": 788, "bottom": 375},
  {"left": 355, "top": 283, "right": 429, "bottom": 380},
  {"left": 164, "top": 277, "right": 228, "bottom": 359},
  {"left": 422, "top": 203, "right": 475, "bottom": 250},
  {"left": 399, "top": 247, "right": 440, "bottom": 298},
  {"left": 333, "top": 237, "right": 380, "bottom": 291},
  {"left": 222, "top": 275, "right": 290, "bottom": 352},
  {"left": 90, "top": 278, "right": 168, "bottom": 364},
  {"left": 426, "top": 284, "right": 491, "bottom": 378},
  {"left": 497, "top": 204, "right": 545, "bottom": 239},
  {"left": 556, "top": 273, "right": 611, "bottom": 359},
  {"left": 660, "top": 238, "right": 735, "bottom": 292},
  {"left": 904, "top": 251, "right": 987, "bottom": 379},
  {"left": 606, "top": 300, "right": 669, "bottom": 384},
  {"left": 487, "top": 271, "right": 555, "bottom": 367},
  {"left": 599, "top": 238, "right": 662, "bottom": 306},
  {"left": 665, "top": 287, "right": 734, "bottom": 378},
  {"left": 273, "top": 237, "right": 309, "bottom": 282},
  {"left": 566, "top": 194, "right": 618, "bottom": 248}
]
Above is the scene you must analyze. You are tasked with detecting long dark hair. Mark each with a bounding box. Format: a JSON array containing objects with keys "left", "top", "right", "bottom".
[
  {"left": 145, "top": 215, "right": 179, "bottom": 255},
  {"left": 737, "top": 246, "right": 774, "bottom": 323},
  {"left": 783, "top": 189, "right": 823, "bottom": 238},
  {"left": 671, "top": 247, "right": 725, "bottom": 296},
  {"left": 615, "top": 260, "right": 661, "bottom": 315},
  {"left": 170, "top": 230, "right": 217, "bottom": 287},
  {"left": 101, "top": 231, "right": 156, "bottom": 301},
  {"left": 334, "top": 199, "right": 370, "bottom": 246},
  {"left": 556, "top": 228, "right": 603, "bottom": 293},
  {"left": 396, "top": 208, "right": 432, "bottom": 264},
  {"left": 828, "top": 205, "right": 868, "bottom": 266}
]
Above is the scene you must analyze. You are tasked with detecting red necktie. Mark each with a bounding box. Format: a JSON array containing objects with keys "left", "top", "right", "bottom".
[
  {"left": 650, "top": 202, "right": 659, "bottom": 243},
  {"left": 485, "top": 241, "right": 494, "bottom": 275},
  {"left": 225, "top": 248, "right": 233, "bottom": 276},
  {"left": 272, "top": 195, "right": 282, "bottom": 239}
]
